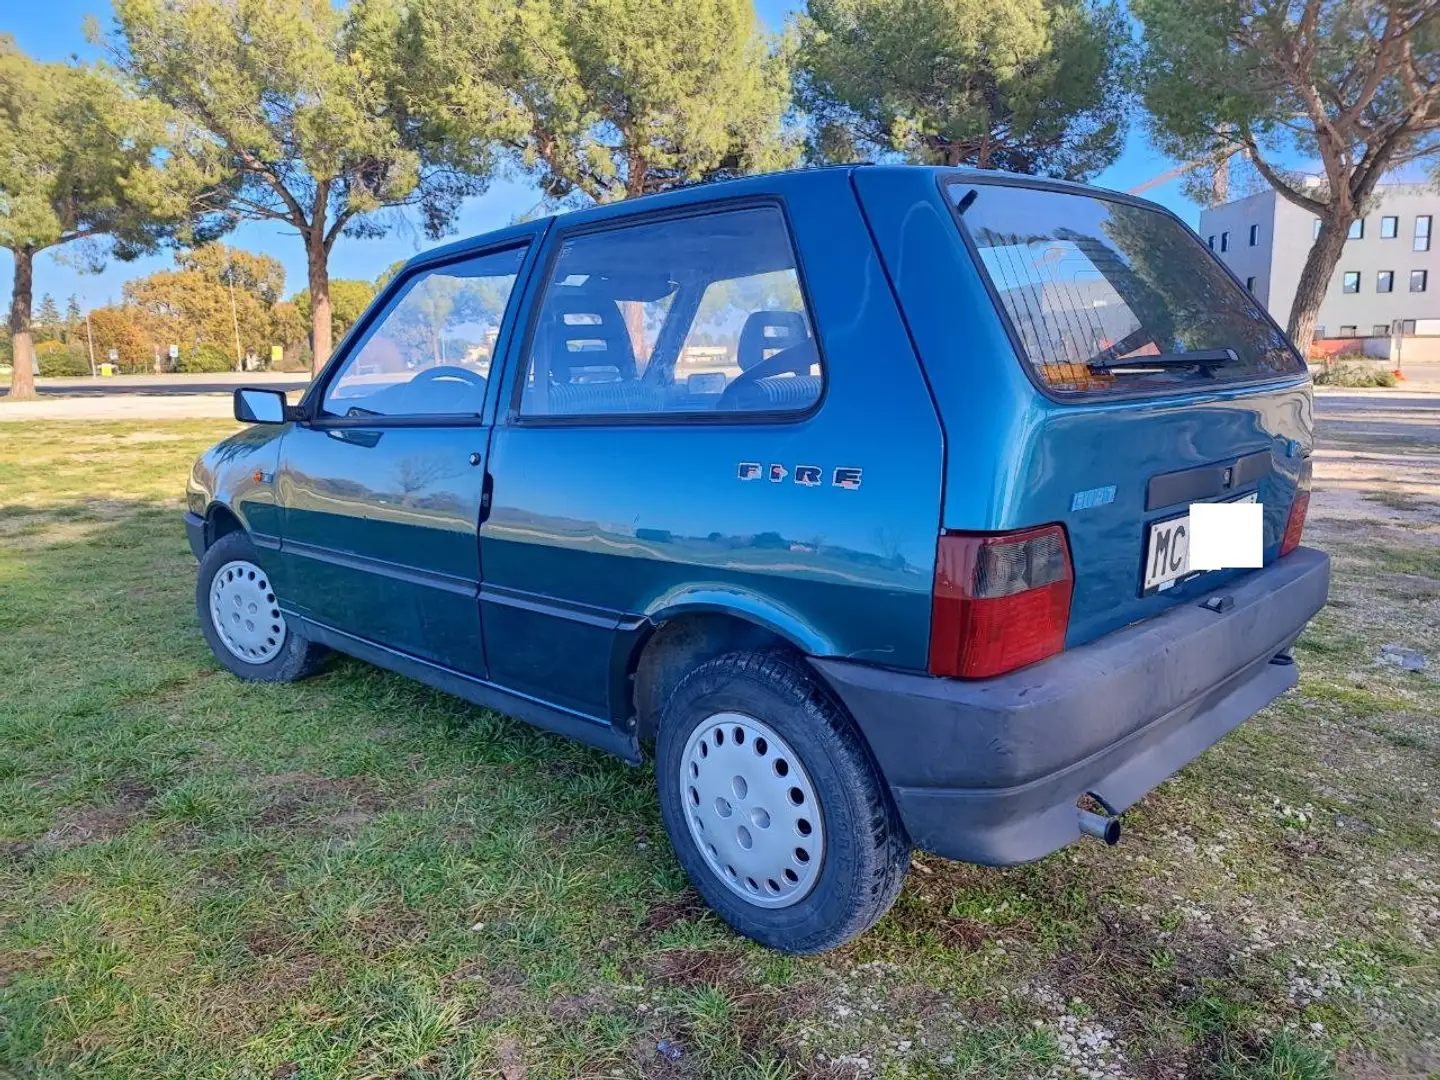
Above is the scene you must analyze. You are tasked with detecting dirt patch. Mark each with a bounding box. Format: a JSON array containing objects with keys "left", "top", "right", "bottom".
[
  {"left": 0, "top": 840, "right": 34, "bottom": 863},
  {"left": 641, "top": 891, "right": 709, "bottom": 934},
  {"left": 452, "top": 960, "right": 530, "bottom": 1022},
  {"left": 250, "top": 771, "right": 386, "bottom": 829},
  {"left": 40, "top": 780, "right": 155, "bottom": 850},
  {"left": 1339, "top": 1043, "right": 1440, "bottom": 1080},
  {"left": 648, "top": 947, "right": 749, "bottom": 990}
]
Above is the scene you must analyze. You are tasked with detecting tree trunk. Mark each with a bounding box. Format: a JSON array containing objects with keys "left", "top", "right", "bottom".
[
  {"left": 306, "top": 230, "right": 332, "bottom": 376},
  {"left": 6, "top": 246, "right": 37, "bottom": 402},
  {"left": 1287, "top": 216, "right": 1352, "bottom": 359}
]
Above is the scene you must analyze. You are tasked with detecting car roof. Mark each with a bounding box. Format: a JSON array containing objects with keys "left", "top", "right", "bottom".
[{"left": 407, "top": 163, "right": 1153, "bottom": 271}]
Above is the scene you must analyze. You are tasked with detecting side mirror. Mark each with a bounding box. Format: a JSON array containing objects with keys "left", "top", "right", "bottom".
[{"left": 234, "top": 387, "right": 288, "bottom": 424}]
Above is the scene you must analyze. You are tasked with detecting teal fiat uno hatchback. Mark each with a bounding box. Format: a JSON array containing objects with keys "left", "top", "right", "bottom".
[{"left": 186, "top": 166, "right": 1330, "bottom": 952}]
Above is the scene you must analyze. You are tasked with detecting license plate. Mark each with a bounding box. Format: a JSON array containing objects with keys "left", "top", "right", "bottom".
[{"left": 1142, "top": 493, "right": 1258, "bottom": 595}]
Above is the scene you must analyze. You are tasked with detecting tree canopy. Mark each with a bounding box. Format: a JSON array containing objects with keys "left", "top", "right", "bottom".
[
  {"left": 795, "top": 0, "right": 1129, "bottom": 178},
  {"left": 103, "top": 0, "right": 502, "bottom": 372},
  {"left": 294, "top": 280, "right": 379, "bottom": 343},
  {"left": 123, "top": 243, "right": 288, "bottom": 366},
  {"left": 401, "top": 0, "right": 797, "bottom": 202},
  {"left": 1134, "top": 0, "right": 1440, "bottom": 354},
  {"left": 0, "top": 32, "right": 216, "bottom": 398}
]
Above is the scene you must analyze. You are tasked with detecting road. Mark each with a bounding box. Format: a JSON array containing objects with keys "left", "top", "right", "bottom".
[
  {"left": 0, "top": 372, "right": 310, "bottom": 421},
  {"left": 2, "top": 370, "right": 1439, "bottom": 424},
  {"left": 1313, "top": 391, "right": 1440, "bottom": 447}
]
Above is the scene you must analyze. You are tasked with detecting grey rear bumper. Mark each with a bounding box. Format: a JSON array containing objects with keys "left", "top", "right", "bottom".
[{"left": 811, "top": 547, "right": 1330, "bottom": 865}]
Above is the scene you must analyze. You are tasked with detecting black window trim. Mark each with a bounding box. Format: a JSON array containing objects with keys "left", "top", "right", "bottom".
[
  {"left": 937, "top": 172, "right": 1309, "bottom": 405},
  {"left": 505, "top": 194, "right": 828, "bottom": 429},
  {"left": 1380, "top": 215, "right": 1398, "bottom": 239},
  {"left": 297, "top": 231, "right": 545, "bottom": 429},
  {"left": 1342, "top": 270, "right": 1361, "bottom": 293}
]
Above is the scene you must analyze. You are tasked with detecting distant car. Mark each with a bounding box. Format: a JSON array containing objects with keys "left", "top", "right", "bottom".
[{"left": 186, "top": 166, "right": 1330, "bottom": 952}]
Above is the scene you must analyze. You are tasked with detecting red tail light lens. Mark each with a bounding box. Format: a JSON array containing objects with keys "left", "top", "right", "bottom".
[
  {"left": 1280, "top": 458, "right": 1312, "bottom": 557},
  {"left": 930, "top": 524, "right": 1074, "bottom": 679}
]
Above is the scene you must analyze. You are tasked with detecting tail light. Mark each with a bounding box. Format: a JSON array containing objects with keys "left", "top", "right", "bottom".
[
  {"left": 1280, "top": 458, "right": 1312, "bottom": 557},
  {"left": 930, "top": 524, "right": 1074, "bottom": 679}
]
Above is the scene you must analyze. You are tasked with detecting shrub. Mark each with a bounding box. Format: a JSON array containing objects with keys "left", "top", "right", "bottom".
[
  {"left": 1312, "top": 362, "right": 1397, "bottom": 388},
  {"left": 35, "top": 340, "right": 91, "bottom": 377},
  {"left": 176, "top": 344, "right": 235, "bottom": 374}
]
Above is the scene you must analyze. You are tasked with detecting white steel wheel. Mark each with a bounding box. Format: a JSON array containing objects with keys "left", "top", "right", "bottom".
[
  {"left": 680, "top": 711, "right": 825, "bottom": 909},
  {"left": 208, "top": 559, "right": 286, "bottom": 664}
]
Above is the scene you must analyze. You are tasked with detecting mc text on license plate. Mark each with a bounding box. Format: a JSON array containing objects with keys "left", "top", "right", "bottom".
[{"left": 1142, "top": 493, "right": 1258, "bottom": 595}]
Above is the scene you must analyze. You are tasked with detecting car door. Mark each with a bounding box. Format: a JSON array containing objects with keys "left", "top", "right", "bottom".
[
  {"left": 274, "top": 229, "right": 542, "bottom": 675},
  {"left": 478, "top": 180, "right": 940, "bottom": 723}
]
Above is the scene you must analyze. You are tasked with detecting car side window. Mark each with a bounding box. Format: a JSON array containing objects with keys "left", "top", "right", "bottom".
[
  {"left": 518, "top": 206, "right": 821, "bottom": 418},
  {"left": 321, "top": 246, "right": 526, "bottom": 419}
]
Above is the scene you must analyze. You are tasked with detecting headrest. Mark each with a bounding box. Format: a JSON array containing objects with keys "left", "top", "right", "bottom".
[
  {"left": 737, "top": 310, "right": 809, "bottom": 371},
  {"left": 540, "top": 295, "right": 636, "bottom": 383}
]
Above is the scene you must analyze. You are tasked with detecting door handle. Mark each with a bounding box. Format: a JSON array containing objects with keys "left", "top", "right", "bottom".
[
  {"left": 479, "top": 470, "right": 494, "bottom": 524},
  {"left": 326, "top": 428, "right": 382, "bottom": 448}
]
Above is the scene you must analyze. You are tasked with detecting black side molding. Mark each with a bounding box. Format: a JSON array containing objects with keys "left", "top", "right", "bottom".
[{"left": 1146, "top": 450, "right": 1270, "bottom": 510}]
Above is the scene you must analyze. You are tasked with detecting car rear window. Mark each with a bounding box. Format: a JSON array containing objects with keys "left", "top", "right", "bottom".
[{"left": 949, "top": 182, "right": 1306, "bottom": 395}]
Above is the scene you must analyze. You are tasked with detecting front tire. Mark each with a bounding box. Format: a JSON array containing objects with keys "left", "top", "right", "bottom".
[
  {"left": 656, "top": 650, "right": 910, "bottom": 953},
  {"left": 195, "top": 530, "right": 328, "bottom": 682}
]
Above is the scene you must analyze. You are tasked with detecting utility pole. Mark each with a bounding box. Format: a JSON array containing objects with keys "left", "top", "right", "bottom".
[
  {"left": 227, "top": 255, "right": 243, "bottom": 372},
  {"left": 84, "top": 310, "right": 97, "bottom": 377}
]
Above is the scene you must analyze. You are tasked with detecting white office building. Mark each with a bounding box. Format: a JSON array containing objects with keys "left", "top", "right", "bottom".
[{"left": 1198, "top": 183, "right": 1438, "bottom": 342}]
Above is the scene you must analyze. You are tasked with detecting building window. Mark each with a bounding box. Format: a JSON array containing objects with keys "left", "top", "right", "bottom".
[
  {"left": 1381, "top": 216, "right": 1398, "bottom": 239},
  {"left": 1343, "top": 271, "right": 1361, "bottom": 293},
  {"left": 1373, "top": 324, "right": 1390, "bottom": 338},
  {"left": 1348, "top": 218, "right": 1364, "bottom": 240},
  {"left": 1245, "top": 276, "right": 1256, "bottom": 291},
  {"left": 1377, "top": 270, "right": 1394, "bottom": 293},
  {"left": 1417, "top": 216, "right": 1432, "bottom": 252},
  {"left": 1207, "top": 235, "right": 1215, "bottom": 250},
  {"left": 1338, "top": 325, "right": 1357, "bottom": 337},
  {"left": 1220, "top": 231, "right": 1230, "bottom": 252},
  {"left": 1412, "top": 269, "right": 1429, "bottom": 293},
  {"left": 1248, "top": 224, "right": 1259, "bottom": 246},
  {"left": 1401, "top": 320, "right": 1417, "bottom": 334},
  {"left": 1312, "top": 219, "right": 1322, "bottom": 240}
]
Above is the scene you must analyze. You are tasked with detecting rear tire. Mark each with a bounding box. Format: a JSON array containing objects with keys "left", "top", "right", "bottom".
[
  {"left": 656, "top": 650, "right": 910, "bottom": 953},
  {"left": 195, "top": 530, "right": 328, "bottom": 682}
]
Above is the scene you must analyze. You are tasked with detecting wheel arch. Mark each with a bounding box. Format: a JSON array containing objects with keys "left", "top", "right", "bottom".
[
  {"left": 203, "top": 502, "right": 246, "bottom": 551},
  {"left": 626, "top": 602, "right": 826, "bottom": 746}
]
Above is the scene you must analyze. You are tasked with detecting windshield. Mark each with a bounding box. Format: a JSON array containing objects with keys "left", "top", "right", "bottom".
[{"left": 951, "top": 182, "right": 1306, "bottom": 394}]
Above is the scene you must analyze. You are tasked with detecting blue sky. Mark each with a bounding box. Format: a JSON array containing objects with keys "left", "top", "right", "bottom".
[{"left": 2, "top": 0, "right": 1193, "bottom": 311}]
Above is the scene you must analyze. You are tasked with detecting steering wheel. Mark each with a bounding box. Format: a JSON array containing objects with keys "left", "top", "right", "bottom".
[
  {"left": 717, "top": 339, "right": 817, "bottom": 409},
  {"left": 395, "top": 364, "right": 487, "bottom": 413},
  {"left": 408, "top": 364, "right": 485, "bottom": 388}
]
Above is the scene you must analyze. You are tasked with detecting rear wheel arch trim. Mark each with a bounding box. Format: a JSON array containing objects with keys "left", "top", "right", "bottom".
[{"left": 621, "top": 603, "right": 828, "bottom": 746}]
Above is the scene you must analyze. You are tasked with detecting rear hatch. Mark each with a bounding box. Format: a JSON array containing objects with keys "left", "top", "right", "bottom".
[{"left": 858, "top": 170, "right": 1313, "bottom": 650}]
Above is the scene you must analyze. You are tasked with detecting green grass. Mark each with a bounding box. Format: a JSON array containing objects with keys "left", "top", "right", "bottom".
[{"left": 2, "top": 421, "right": 1439, "bottom": 1079}]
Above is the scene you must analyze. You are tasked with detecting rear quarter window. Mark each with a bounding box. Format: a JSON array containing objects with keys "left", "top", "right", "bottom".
[{"left": 949, "top": 182, "right": 1306, "bottom": 395}]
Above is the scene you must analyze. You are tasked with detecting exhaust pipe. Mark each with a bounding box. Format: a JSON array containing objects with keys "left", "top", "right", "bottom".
[{"left": 1077, "top": 808, "right": 1121, "bottom": 846}]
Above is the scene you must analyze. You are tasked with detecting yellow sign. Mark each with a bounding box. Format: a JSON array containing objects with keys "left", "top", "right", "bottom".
[{"left": 271, "top": 345, "right": 283, "bottom": 365}]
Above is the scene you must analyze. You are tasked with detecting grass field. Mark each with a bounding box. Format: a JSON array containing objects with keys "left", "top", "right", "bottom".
[{"left": 1, "top": 421, "right": 1437, "bottom": 1080}]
